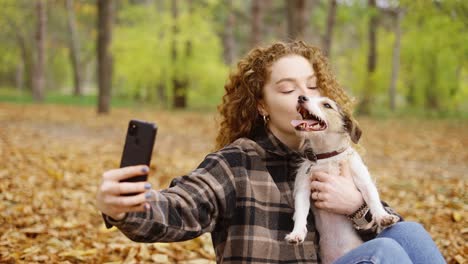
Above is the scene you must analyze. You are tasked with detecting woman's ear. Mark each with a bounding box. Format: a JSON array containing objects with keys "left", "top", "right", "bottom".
[{"left": 257, "top": 101, "right": 268, "bottom": 117}]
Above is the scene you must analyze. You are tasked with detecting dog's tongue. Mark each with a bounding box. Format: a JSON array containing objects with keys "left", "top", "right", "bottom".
[{"left": 291, "top": 119, "right": 319, "bottom": 127}]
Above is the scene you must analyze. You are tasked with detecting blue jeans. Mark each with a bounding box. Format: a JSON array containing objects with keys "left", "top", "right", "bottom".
[{"left": 334, "top": 222, "right": 446, "bottom": 264}]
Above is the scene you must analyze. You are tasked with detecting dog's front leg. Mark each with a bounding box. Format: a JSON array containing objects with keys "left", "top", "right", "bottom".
[
  {"left": 348, "top": 154, "right": 399, "bottom": 231},
  {"left": 285, "top": 166, "right": 311, "bottom": 244},
  {"left": 285, "top": 186, "right": 310, "bottom": 244}
]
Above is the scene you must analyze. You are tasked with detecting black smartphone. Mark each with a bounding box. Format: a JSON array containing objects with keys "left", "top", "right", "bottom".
[{"left": 120, "top": 120, "right": 157, "bottom": 184}]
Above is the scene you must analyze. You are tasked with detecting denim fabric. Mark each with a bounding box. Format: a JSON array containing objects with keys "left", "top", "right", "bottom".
[{"left": 334, "top": 222, "right": 446, "bottom": 264}]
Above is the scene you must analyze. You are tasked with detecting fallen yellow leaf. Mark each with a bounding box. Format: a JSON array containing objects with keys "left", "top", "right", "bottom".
[
  {"left": 152, "top": 253, "right": 169, "bottom": 263},
  {"left": 452, "top": 211, "right": 463, "bottom": 222}
]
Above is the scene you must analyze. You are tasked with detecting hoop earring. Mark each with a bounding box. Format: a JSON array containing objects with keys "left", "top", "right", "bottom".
[{"left": 263, "top": 115, "right": 270, "bottom": 126}]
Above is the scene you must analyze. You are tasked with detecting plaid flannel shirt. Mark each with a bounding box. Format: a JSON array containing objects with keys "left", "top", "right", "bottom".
[{"left": 105, "top": 129, "right": 401, "bottom": 263}]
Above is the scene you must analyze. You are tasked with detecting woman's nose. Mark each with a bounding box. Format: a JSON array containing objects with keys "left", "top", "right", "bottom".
[{"left": 298, "top": 95, "right": 308, "bottom": 103}]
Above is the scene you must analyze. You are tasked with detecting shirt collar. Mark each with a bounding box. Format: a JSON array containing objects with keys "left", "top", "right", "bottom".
[{"left": 254, "top": 127, "right": 303, "bottom": 158}]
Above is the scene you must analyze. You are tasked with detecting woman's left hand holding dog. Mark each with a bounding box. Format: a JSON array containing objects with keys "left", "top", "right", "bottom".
[{"left": 310, "top": 161, "right": 364, "bottom": 215}]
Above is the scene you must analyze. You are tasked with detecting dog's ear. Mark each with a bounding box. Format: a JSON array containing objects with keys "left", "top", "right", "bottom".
[{"left": 343, "top": 114, "right": 362, "bottom": 144}]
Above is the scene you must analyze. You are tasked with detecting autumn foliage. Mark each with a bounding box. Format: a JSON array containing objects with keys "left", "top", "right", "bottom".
[{"left": 0, "top": 103, "right": 466, "bottom": 263}]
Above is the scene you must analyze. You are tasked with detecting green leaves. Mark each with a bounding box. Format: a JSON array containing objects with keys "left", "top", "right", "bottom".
[
  {"left": 399, "top": 0, "right": 468, "bottom": 111},
  {"left": 112, "top": 2, "right": 228, "bottom": 108},
  {"left": 332, "top": 0, "right": 467, "bottom": 114},
  {"left": 0, "top": 0, "right": 466, "bottom": 113}
]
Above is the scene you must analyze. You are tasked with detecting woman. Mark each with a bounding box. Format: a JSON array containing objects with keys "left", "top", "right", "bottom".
[{"left": 96, "top": 41, "right": 445, "bottom": 263}]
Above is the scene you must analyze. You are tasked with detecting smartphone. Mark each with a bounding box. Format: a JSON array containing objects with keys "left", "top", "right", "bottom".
[{"left": 120, "top": 120, "right": 157, "bottom": 184}]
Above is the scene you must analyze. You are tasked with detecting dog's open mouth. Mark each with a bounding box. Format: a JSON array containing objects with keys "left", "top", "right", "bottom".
[{"left": 291, "top": 105, "right": 327, "bottom": 132}]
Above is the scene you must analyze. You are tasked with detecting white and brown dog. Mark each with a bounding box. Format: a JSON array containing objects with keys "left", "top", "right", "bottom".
[{"left": 285, "top": 95, "right": 398, "bottom": 264}]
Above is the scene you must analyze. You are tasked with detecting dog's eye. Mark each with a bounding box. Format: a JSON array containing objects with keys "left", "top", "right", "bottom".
[{"left": 323, "top": 103, "right": 332, "bottom": 109}]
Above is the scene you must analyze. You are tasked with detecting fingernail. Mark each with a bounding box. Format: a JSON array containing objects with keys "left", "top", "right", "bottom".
[
  {"left": 141, "top": 166, "right": 149, "bottom": 173},
  {"left": 144, "top": 182, "right": 151, "bottom": 190},
  {"left": 144, "top": 203, "right": 150, "bottom": 210},
  {"left": 145, "top": 192, "right": 152, "bottom": 199}
]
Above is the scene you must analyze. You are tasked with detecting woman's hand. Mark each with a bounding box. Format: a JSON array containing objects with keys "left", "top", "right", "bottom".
[
  {"left": 96, "top": 165, "right": 152, "bottom": 220},
  {"left": 310, "top": 161, "right": 364, "bottom": 215}
]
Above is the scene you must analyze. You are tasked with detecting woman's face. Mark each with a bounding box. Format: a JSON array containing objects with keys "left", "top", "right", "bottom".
[{"left": 258, "top": 54, "right": 321, "bottom": 148}]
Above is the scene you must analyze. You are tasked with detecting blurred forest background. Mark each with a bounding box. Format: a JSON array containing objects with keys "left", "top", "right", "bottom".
[
  {"left": 0, "top": 0, "right": 467, "bottom": 263},
  {"left": 0, "top": 0, "right": 467, "bottom": 115}
]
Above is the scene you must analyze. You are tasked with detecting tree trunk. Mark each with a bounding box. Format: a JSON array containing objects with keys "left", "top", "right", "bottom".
[
  {"left": 322, "top": 0, "right": 337, "bottom": 58},
  {"left": 157, "top": 79, "right": 166, "bottom": 106},
  {"left": 358, "top": 0, "right": 378, "bottom": 115},
  {"left": 389, "top": 9, "right": 401, "bottom": 111},
  {"left": 155, "top": 0, "right": 167, "bottom": 106},
  {"left": 426, "top": 63, "right": 439, "bottom": 110},
  {"left": 171, "top": 0, "right": 188, "bottom": 109},
  {"left": 286, "top": 0, "right": 306, "bottom": 40},
  {"left": 452, "top": 65, "right": 461, "bottom": 97},
  {"left": 97, "top": 0, "right": 114, "bottom": 114},
  {"left": 15, "top": 29, "right": 33, "bottom": 91},
  {"left": 66, "top": 0, "right": 83, "bottom": 97},
  {"left": 222, "top": 0, "right": 236, "bottom": 64},
  {"left": 32, "top": 0, "right": 47, "bottom": 102},
  {"left": 368, "top": 0, "right": 377, "bottom": 75},
  {"left": 407, "top": 85, "right": 414, "bottom": 106},
  {"left": 250, "top": 0, "right": 262, "bottom": 47},
  {"left": 16, "top": 62, "right": 24, "bottom": 91}
]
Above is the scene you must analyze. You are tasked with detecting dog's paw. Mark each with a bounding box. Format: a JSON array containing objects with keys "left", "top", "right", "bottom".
[
  {"left": 374, "top": 214, "right": 399, "bottom": 232},
  {"left": 285, "top": 231, "right": 306, "bottom": 244},
  {"left": 379, "top": 214, "right": 399, "bottom": 227}
]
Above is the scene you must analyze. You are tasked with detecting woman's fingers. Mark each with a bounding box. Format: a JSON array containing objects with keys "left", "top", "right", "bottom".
[
  {"left": 310, "top": 180, "right": 327, "bottom": 192},
  {"left": 100, "top": 180, "right": 150, "bottom": 196},
  {"left": 102, "top": 165, "right": 149, "bottom": 182},
  {"left": 97, "top": 166, "right": 155, "bottom": 219},
  {"left": 310, "top": 175, "right": 332, "bottom": 202},
  {"left": 118, "top": 181, "right": 151, "bottom": 195},
  {"left": 310, "top": 171, "right": 329, "bottom": 182},
  {"left": 107, "top": 191, "right": 147, "bottom": 207},
  {"left": 311, "top": 190, "right": 330, "bottom": 201},
  {"left": 314, "top": 201, "right": 330, "bottom": 210}
]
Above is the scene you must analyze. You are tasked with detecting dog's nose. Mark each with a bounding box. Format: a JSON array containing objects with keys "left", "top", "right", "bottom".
[{"left": 298, "top": 95, "right": 308, "bottom": 103}]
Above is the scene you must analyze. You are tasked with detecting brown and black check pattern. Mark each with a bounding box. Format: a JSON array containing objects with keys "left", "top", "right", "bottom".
[{"left": 106, "top": 129, "right": 401, "bottom": 263}]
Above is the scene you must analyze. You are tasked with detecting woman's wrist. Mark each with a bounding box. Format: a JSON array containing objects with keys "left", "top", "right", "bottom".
[
  {"left": 347, "top": 202, "right": 367, "bottom": 219},
  {"left": 345, "top": 192, "right": 365, "bottom": 215},
  {"left": 346, "top": 202, "right": 375, "bottom": 229}
]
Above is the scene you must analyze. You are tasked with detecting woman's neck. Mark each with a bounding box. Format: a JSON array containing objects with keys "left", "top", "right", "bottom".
[{"left": 269, "top": 126, "right": 302, "bottom": 151}]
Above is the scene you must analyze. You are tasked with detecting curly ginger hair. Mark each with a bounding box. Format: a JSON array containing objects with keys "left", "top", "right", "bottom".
[{"left": 215, "top": 41, "right": 354, "bottom": 150}]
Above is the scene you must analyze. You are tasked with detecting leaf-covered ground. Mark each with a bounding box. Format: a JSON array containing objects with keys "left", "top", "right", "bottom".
[{"left": 0, "top": 103, "right": 466, "bottom": 263}]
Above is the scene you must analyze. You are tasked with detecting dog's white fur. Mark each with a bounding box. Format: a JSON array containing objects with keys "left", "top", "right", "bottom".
[{"left": 285, "top": 96, "right": 398, "bottom": 264}]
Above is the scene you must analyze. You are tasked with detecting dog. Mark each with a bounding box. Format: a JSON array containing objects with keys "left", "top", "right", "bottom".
[{"left": 284, "top": 95, "right": 399, "bottom": 264}]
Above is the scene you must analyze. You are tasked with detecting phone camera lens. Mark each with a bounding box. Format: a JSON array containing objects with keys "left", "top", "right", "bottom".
[{"left": 128, "top": 123, "right": 138, "bottom": 136}]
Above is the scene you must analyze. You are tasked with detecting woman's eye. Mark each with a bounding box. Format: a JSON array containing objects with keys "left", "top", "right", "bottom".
[{"left": 323, "top": 103, "right": 332, "bottom": 109}]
